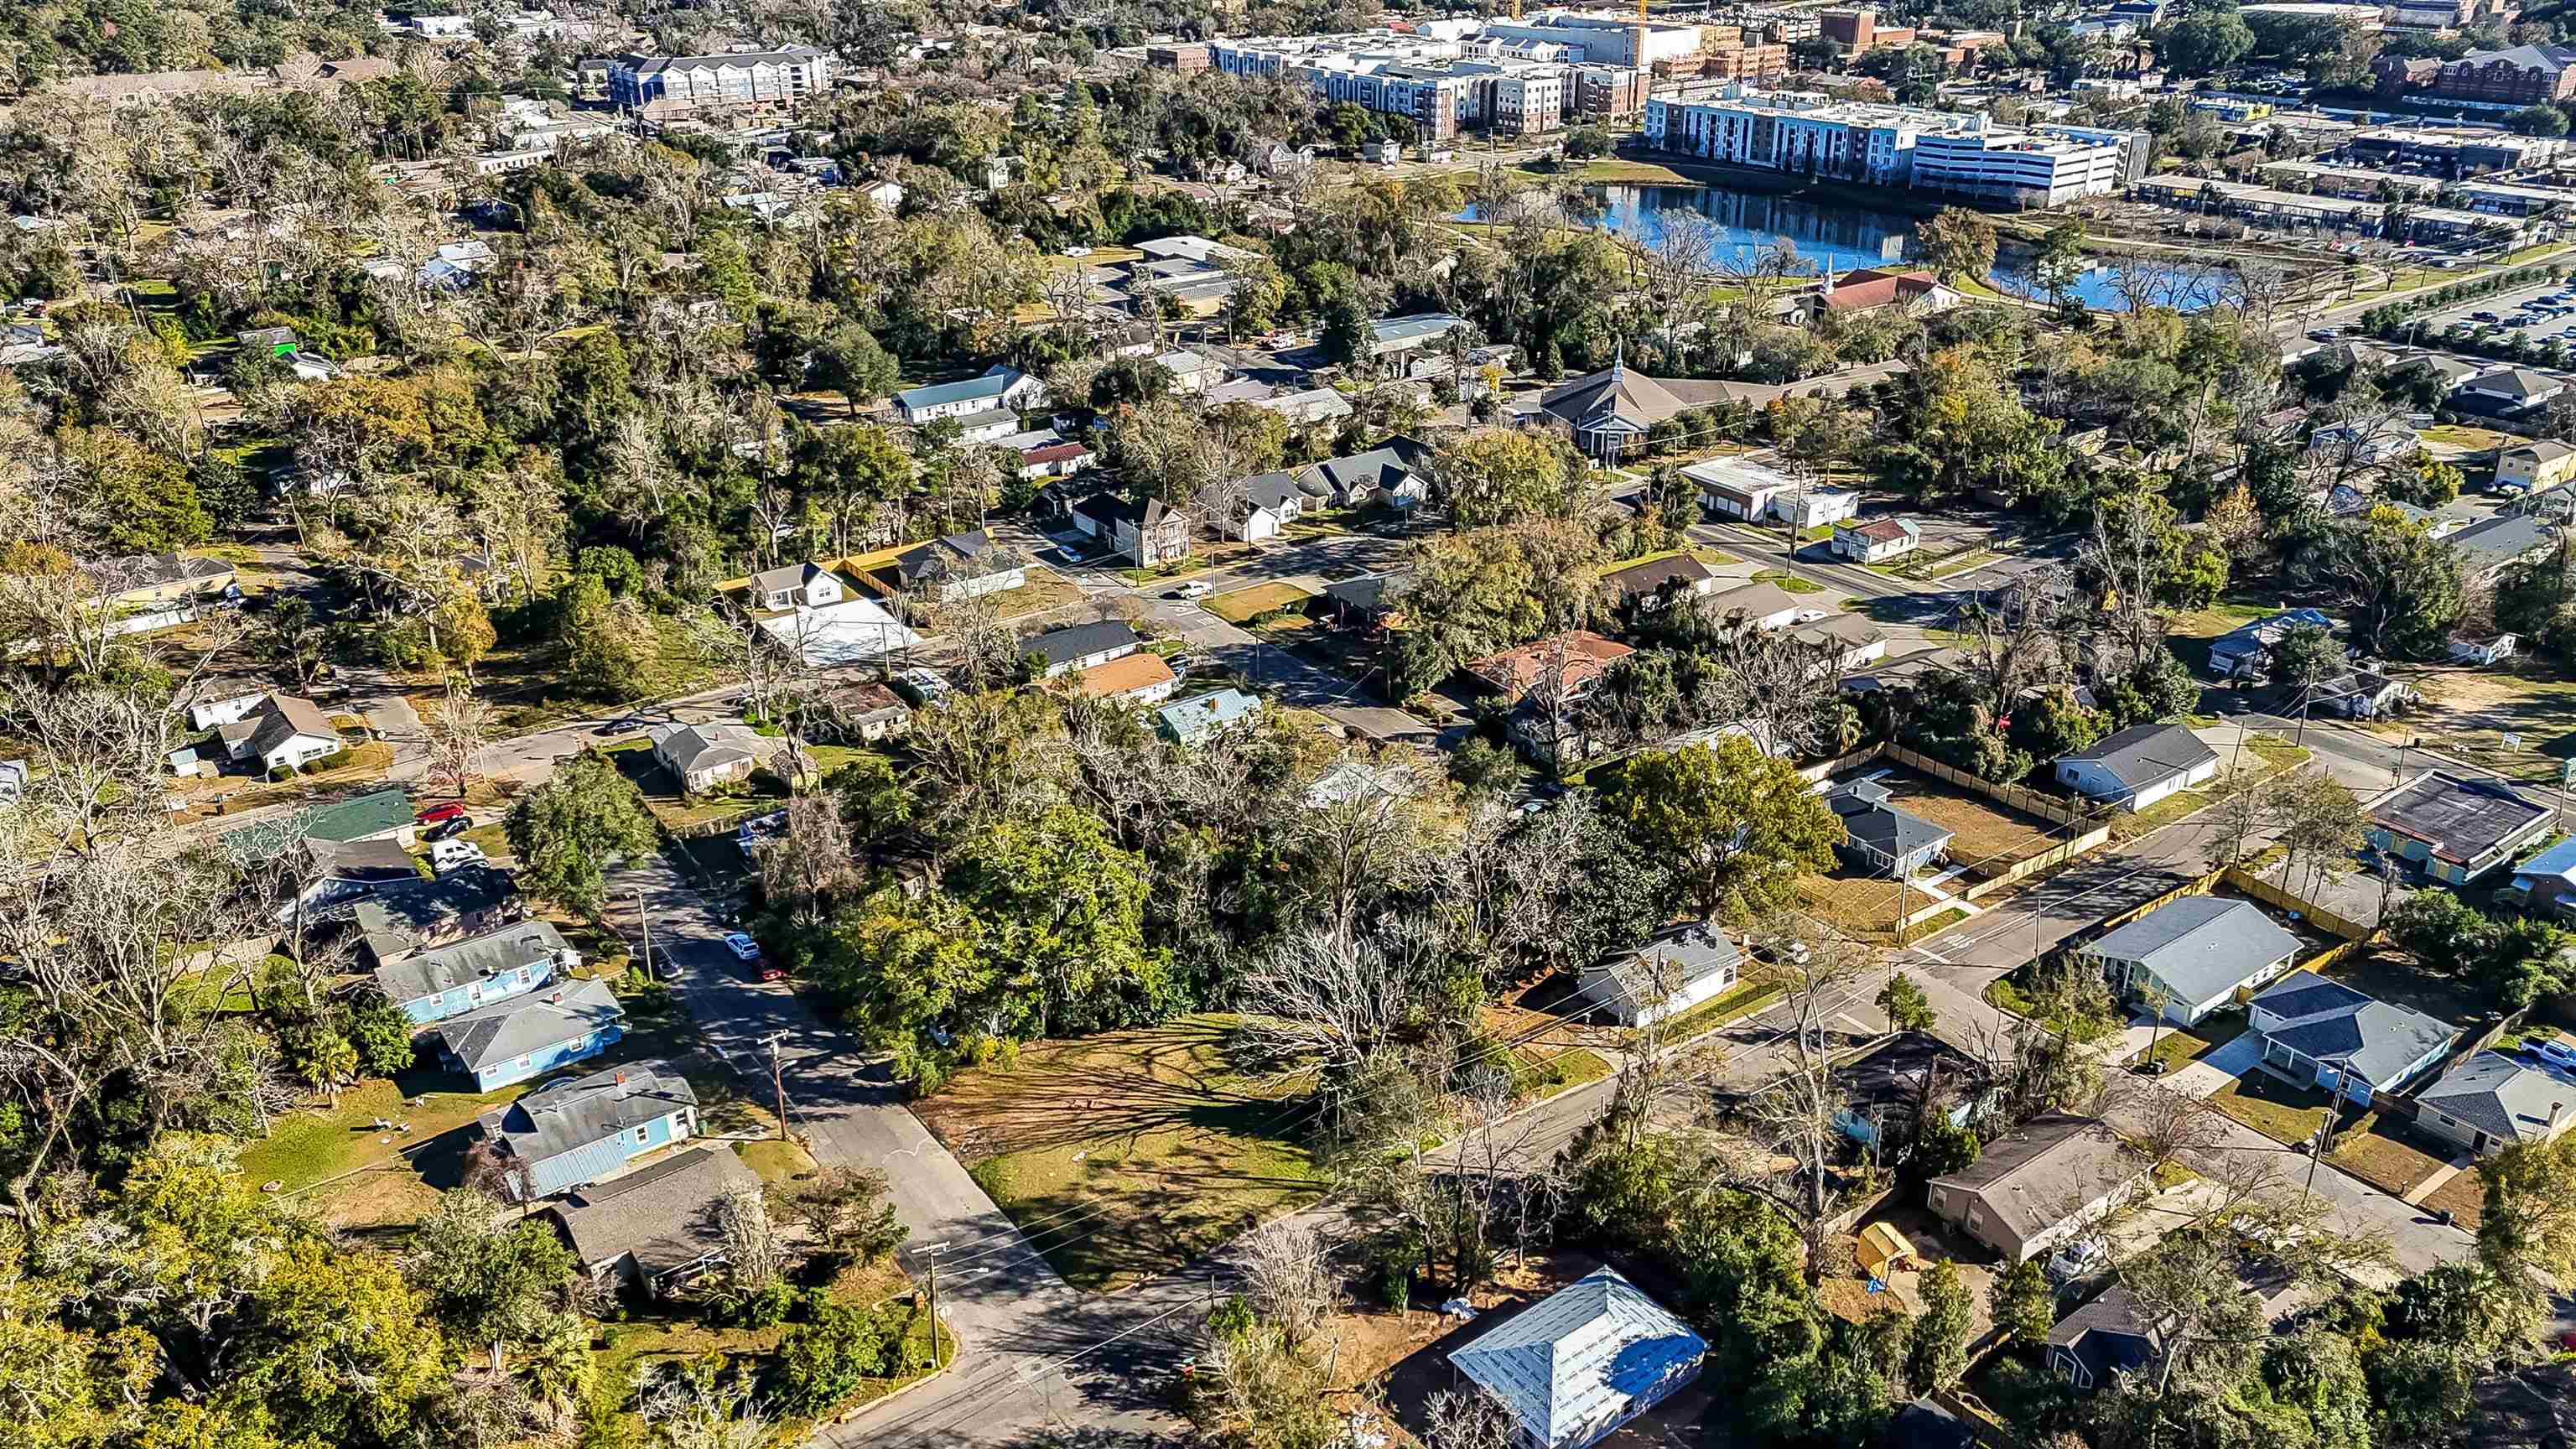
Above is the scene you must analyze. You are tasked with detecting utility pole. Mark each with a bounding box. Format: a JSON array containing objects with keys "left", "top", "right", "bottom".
[
  {"left": 766, "top": 1031, "right": 789, "bottom": 1141},
  {"left": 2305, "top": 1057, "right": 2349, "bottom": 1202},
  {"left": 926, "top": 1254, "right": 940, "bottom": 1367},
  {"left": 632, "top": 886, "right": 653, "bottom": 982}
]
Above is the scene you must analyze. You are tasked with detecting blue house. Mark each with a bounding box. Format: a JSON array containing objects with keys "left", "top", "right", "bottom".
[
  {"left": 374, "top": 921, "right": 576, "bottom": 1026},
  {"left": 427, "top": 978, "right": 626, "bottom": 1092},
  {"left": 472, "top": 1060, "right": 699, "bottom": 1200},
  {"left": 2248, "top": 970, "right": 2454, "bottom": 1107}
]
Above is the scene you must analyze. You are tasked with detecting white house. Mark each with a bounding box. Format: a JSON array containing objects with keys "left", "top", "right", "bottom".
[
  {"left": 2053, "top": 723, "right": 2220, "bottom": 812},
  {"left": 187, "top": 683, "right": 273, "bottom": 731},
  {"left": 649, "top": 722, "right": 768, "bottom": 793},
  {"left": 744, "top": 563, "right": 844, "bottom": 612},
  {"left": 217, "top": 694, "right": 343, "bottom": 774},
  {"left": 1576, "top": 922, "right": 1741, "bottom": 1027},
  {"left": 1227, "top": 469, "right": 1317, "bottom": 543},
  {"left": 2080, "top": 896, "right": 2305, "bottom": 1026},
  {"left": 893, "top": 366, "right": 1046, "bottom": 425},
  {"left": 860, "top": 179, "right": 906, "bottom": 212},
  {"left": 1831, "top": 517, "right": 1920, "bottom": 564}
]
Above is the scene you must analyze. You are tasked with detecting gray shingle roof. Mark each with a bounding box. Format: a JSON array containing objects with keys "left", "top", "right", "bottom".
[
  {"left": 1309, "top": 438, "right": 1432, "bottom": 500},
  {"left": 652, "top": 722, "right": 762, "bottom": 776},
  {"left": 547, "top": 1145, "right": 757, "bottom": 1275},
  {"left": 2449, "top": 513, "right": 2552, "bottom": 571},
  {"left": 1829, "top": 780, "right": 1953, "bottom": 863},
  {"left": 1448, "top": 1268, "right": 1706, "bottom": 1449},
  {"left": 1928, "top": 1114, "right": 2134, "bottom": 1241},
  {"left": 1600, "top": 553, "right": 1714, "bottom": 604},
  {"left": 1021, "top": 620, "right": 1140, "bottom": 668},
  {"left": 2251, "top": 970, "right": 2454, "bottom": 1087},
  {"left": 427, "top": 977, "right": 623, "bottom": 1072},
  {"left": 351, "top": 864, "right": 518, "bottom": 958},
  {"left": 2059, "top": 722, "right": 2216, "bottom": 793},
  {"left": 2081, "top": 896, "right": 2303, "bottom": 1005},
  {"left": 373, "top": 920, "right": 571, "bottom": 1006},
  {"left": 477, "top": 1060, "right": 698, "bottom": 1183},
  {"left": 2419, "top": 1050, "right": 2576, "bottom": 1145}
]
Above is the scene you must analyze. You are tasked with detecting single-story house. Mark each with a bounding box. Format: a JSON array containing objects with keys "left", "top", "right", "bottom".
[
  {"left": 186, "top": 682, "right": 272, "bottom": 731},
  {"left": 299, "top": 788, "right": 419, "bottom": 846},
  {"left": 2305, "top": 418, "right": 2419, "bottom": 466},
  {"left": 2366, "top": 771, "right": 2553, "bottom": 884},
  {"left": 2414, "top": 1050, "right": 2576, "bottom": 1157},
  {"left": 649, "top": 722, "right": 768, "bottom": 793},
  {"left": 1022, "top": 620, "right": 1142, "bottom": 678},
  {"left": 2499, "top": 834, "right": 2576, "bottom": 917},
  {"left": 745, "top": 562, "right": 844, "bottom": 612},
  {"left": 270, "top": 836, "right": 419, "bottom": 922},
  {"left": 2047, "top": 1285, "right": 2163, "bottom": 1391},
  {"left": 826, "top": 682, "right": 912, "bottom": 743},
  {"left": 2247, "top": 970, "right": 2455, "bottom": 1107},
  {"left": 2053, "top": 723, "right": 2220, "bottom": 811},
  {"left": 2495, "top": 438, "right": 2576, "bottom": 496},
  {"left": 1154, "top": 688, "right": 1262, "bottom": 747},
  {"left": 103, "top": 552, "right": 239, "bottom": 609},
  {"left": 1448, "top": 1267, "right": 1707, "bottom": 1449},
  {"left": 873, "top": 531, "right": 1026, "bottom": 601},
  {"left": 1788, "top": 613, "right": 1887, "bottom": 668},
  {"left": 2080, "top": 896, "right": 2304, "bottom": 1026},
  {"left": 1826, "top": 778, "right": 1954, "bottom": 878},
  {"left": 1070, "top": 493, "right": 1194, "bottom": 567},
  {"left": 544, "top": 1145, "right": 759, "bottom": 1296},
  {"left": 2308, "top": 668, "right": 2411, "bottom": 719},
  {"left": 1463, "top": 631, "right": 1633, "bottom": 705},
  {"left": 1701, "top": 581, "right": 1803, "bottom": 633},
  {"left": 2449, "top": 632, "right": 2519, "bottom": 667},
  {"left": 1833, "top": 1031, "right": 1985, "bottom": 1154},
  {"left": 1322, "top": 573, "right": 1409, "bottom": 627},
  {"left": 1831, "top": 517, "right": 1920, "bottom": 564},
  {"left": 2206, "top": 608, "right": 2335, "bottom": 680},
  {"left": 1068, "top": 651, "right": 1181, "bottom": 705},
  {"left": 755, "top": 598, "right": 922, "bottom": 667},
  {"left": 1599, "top": 553, "right": 1717, "bottom": 610},
  {"left": 375, "top": 920, "right": 577, "bottom": 1026},
  {"left": 1576, "top": 922, "right": 1742, "bottom": 1027},
  {"left": 2447, "top": 513, "right": 2556, "bottom": 584},
  {"left": 1926, "top": 1114, "right": 2143, "bottom": 1264},
  {"left": 1252, "top": 387, "right": 1356, "bottom": 426},
  {"left": 352, "top": 865, "right": 522, "bottom": 965},
  {"left": 893, "top": 365, "right": 1045, "bottom": 424},
  {"left": 1807, "top": 267, "right": 1962, "bottom": 323},
  {"left": 2451, "top": 365, "right": 2565, "bottom": 415},
  {"left": 217, "top": 694, "right": 344, "bottom": 775},
  {"left": 474, "top": 1059, "right": 700, "bottom": 1200},
  {"left": 1302, "top": 756, "right": 1417, "bottom": 811},
  {"left": 1228, "top": 469, "right": 1311, "bottom": 542},
  {"left": 426, "top": 977, "right": 626, "bottom": 1092},
  {"left": 1310, "top": 438, "right": 1433, "bottom": 510}
]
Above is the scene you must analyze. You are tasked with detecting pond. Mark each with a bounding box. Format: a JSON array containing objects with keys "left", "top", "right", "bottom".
[{"left": 1477, "top": 183, "right": 2230, "bottom": 313}]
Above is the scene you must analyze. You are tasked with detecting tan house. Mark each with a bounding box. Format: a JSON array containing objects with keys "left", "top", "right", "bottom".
[
  {"left": 2496, "top": 439, "right": 2576, "bottom": 496},
  {"left": 102, "top": 553, "right": 239, "bottom": 609},
  {"left": 1926, "top": 1114, "right": 2143, "bottom": 1264}
]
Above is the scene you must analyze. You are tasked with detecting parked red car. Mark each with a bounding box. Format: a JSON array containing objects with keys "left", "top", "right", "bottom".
[{"left": 415, "top": 802, "right": 468, "bottom": 825}]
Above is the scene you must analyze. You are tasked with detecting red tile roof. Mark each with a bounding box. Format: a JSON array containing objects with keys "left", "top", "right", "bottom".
[{"left": 1823, "top": 268, "right": 1945, "bottom": 312}]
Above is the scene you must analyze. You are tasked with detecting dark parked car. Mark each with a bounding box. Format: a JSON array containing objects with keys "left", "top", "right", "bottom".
[{"left": 423, "top": 815, "right": 471, "bottom": 842}]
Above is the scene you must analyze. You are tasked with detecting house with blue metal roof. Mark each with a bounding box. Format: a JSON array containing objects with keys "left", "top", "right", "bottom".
[
  {"left": 427, "top": 977, "right": 626, "bottom": 1092},
  {"left": 2501, "top": 834, "right": 2576, "bottom": 917},
  {"left": 1448, "top": 1267, "right": 1706, "bottom": 1449},
  {"left": 1154, "top": 688, "right": 1262, "bottom": 747},
  {"left": 473, "top": 1060, "right": 699, "bottom": 1200},
  {"left": 893, "top": 365, "right": 1045, "bottom": 424}
]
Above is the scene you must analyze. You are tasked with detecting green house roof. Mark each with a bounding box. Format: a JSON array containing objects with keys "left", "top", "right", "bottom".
[{"left": 300, "top": 788, "right": 414, "bottom": 843}]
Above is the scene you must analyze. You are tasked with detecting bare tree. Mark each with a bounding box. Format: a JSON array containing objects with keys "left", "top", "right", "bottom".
[
  {"left": 1422, "top": 1386, "right": 1521, "bottom": 1449},
  {"left": 422, "top": 676, "right": 494, "bottom": 802},
  {"left": 758, "top": 793, "right": 864, "bottom": 929},
  {"left": 714, "top": 1182, "right": 787, "bottom": 1296},
  {"left": 1736, "top": 916, "right": 1880, "bottom": 1275},
  {"left": 1238, "top": 1219, "right": 1339, "bottom": 1347},
  {"left": 1235, "top": 922, "right": 1457, "bottom": 1136},
  {"left": 637, "top": 1361, "right": 772, "bottom": 1449}
]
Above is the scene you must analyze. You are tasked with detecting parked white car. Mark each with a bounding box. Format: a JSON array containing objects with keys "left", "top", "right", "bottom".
[{"left": 428, "top": 839, "right": 488, "bottom": 874}]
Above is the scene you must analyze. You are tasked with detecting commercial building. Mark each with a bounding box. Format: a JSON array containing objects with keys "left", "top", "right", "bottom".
[
  {"left": 1819, "top": 8, "right": 1916, "bottom": 55},
  {"left": 1208, "top": 32, "right": 1611, "bottom": 137},
  {"left": 1145, "top": 42, "right": 1211, "bottom": 71},
  {"left": 2257, "top": 161, "right": 2446, "bottom": 200},
  {"left": 1473, "top": 10, "right": 1709, "bottom": 66},
  {"left": 607, "top": 46, "right": 833, "bottom": 120},
  {"left": 2345, "top": 125, "right": 2563, "bottom": 177},
  {"left": 2131, "top": 174, "right": 2384, "bottom": 230},
  {"left": 1910, "top": 128, "right": 2127, "bottom": 205}
]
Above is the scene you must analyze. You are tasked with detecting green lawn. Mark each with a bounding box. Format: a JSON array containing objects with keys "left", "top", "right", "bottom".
[
  {"left": 2206, "top": 1069, "right": 2334, "bottom": 1146},
  {"left": 1651, "top": 979, "right": 1784, "bottom": 1045},
  {"left": 1753, "top": 569, "right": 1826, "bottom": 595},
  {"left": 922, "top": 1015, "right": 1327, "bottom": 1292},
  {"left": 2132, "top": 1010, "right": 2244, "bottom": 1074},
  {"left": 1205, "top": 580, "right": 1317, "bottom": 624}
]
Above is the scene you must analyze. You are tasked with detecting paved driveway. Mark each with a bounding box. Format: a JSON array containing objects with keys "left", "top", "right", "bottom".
[{"left": 2166, "top": 1029, "right": 2264, "bottom": 1099}]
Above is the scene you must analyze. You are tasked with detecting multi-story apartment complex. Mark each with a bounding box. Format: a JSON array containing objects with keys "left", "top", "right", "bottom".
[
  {"left": 607, "top": 45, "right": 832, "bottom": 120},
  {"left": 1644, "top": 86, "right": 2130, "bottom": 203},
  {"left": 1818, "top": 8, "right": 1916, "bottom": 55},
  {"left": 1209, "top": 31, "right": 1628, "bottom": 137}
]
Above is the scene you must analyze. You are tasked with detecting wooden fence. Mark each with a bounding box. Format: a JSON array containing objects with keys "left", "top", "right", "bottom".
[
  {"left": 1960, "top": 824, "right": 2116, "bottom": 901},
  {"left": 1884, "top": 743, "right": 2099, "bottom": 828},
  {"left": 2219, "top": 865, "right": 2377, "bottom": 943}
]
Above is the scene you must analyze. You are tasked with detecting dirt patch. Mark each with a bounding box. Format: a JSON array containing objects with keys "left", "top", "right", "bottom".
[
  {"left": 1864, "top": 766, "right": 2059, "bottom": 872},
  {"left": 1206, "top": 580, "right": 1317, "bottom": 624},
  {"left": 1798, "top": 872, "right": 1911, "bottom": 935},
  {"left": 2402, "top": 661, "right": 2576, "bottom": 788}
]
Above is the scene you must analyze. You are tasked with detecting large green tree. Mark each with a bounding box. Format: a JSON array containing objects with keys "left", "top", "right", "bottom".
[
  {"left": 1599, "top": 736, "right": 1841, "bottom": 922},
  {"left": 504, "top": 746, "right": 661, "bottom": 919}
]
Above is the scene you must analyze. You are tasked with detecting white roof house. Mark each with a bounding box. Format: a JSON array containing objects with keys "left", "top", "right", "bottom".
[
  {"left": 754, "top": 598, "right": 923, "bottom": 667},
  {"left": 1450, "top": 1267, "right": 1706, "bottom": 1449}
]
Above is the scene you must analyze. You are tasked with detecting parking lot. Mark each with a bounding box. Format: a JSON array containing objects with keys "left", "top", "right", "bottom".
[{"left": 2400, "top": 276, "right": 2576, "bottom": 353}]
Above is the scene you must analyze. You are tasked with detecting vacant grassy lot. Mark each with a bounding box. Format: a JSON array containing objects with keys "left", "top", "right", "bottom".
[
  {"left": 1798, "top": 872, "right": 1912, "bottom": 938},
  {"left": 2206, "top": 1068, "right": 2334, "bottom": 1146},
  {"left": 1753, "top": 569, "right": 1825, "bottom": 595},
  {"left": 2327, "top": 1119, "right": 2450, "bottom": 1199},
  {"left": 1865, "top": 766, "right": 2057, "bottom": 870},
  {"left": 2163, "top": 604, "right": 2273, "bottom": 674},
  {"left": 920, "top": 1015, "right": 1327, "bottom": 1292},
  {"left": 1206, "top": 580, "right": 1318, "bottom": 624},
  {"left": 2106, "top": 735, "right": 2309, "bottom": 844},
  {"left": 2404, "top": 661, "right": 2576, "bottom": 788}
]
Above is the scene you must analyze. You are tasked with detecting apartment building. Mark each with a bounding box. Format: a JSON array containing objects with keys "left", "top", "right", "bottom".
[
  {"left": 1911, "top": 129, "right": 2127, "bottom": 205},
  {"left": 1645, "top": 88, "right": 1961, "bottom": 184},
  {"left": 607, "top": 46, "right": 833, "bottom": 120}
]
